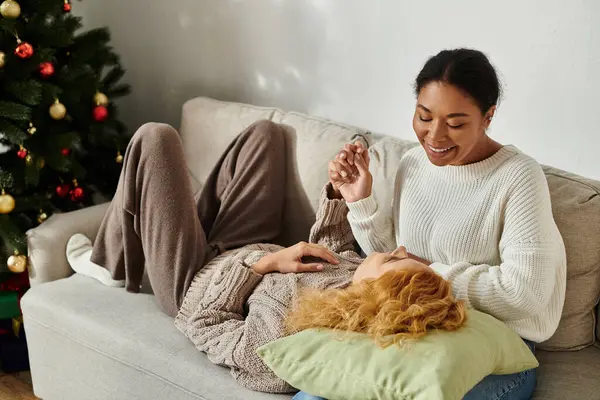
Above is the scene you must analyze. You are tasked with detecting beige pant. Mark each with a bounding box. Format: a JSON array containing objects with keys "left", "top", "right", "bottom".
[{"left": 91, "top": 120, "right": 287, "bottom": 316}]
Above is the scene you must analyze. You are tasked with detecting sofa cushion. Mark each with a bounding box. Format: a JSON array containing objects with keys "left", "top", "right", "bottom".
[
  {"left": 532, "top": 347, "right": 600, "bottom": 399},
  {"left": 22, "top": 274, "right": 290, "bottom": 400},
  {"left": 539, "top": 167, "right": 600, "bottom": 350},
  {"left": 365, "top": 134, "right": 600, "bottom": 351}
]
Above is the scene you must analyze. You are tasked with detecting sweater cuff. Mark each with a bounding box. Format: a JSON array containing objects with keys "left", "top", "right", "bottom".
[
  {"left": 346, "top": 194, "right": 378, "bottom": 221},
  {"left": 317, "top": 184, "right": 349, "bottom": 225}
]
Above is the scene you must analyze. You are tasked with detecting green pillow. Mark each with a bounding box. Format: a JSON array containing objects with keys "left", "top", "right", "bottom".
[{"left": 257, "top": 309, "right": 538, "bottom": 400}]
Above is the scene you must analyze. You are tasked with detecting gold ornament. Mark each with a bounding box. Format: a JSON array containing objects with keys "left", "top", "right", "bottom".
[
  {"left": 0, "top": 0, "right": 21, "bottom": 19},
  {"left": 7, "top": 251, "right": 27, "bottom": 273},
  {"left": 115, "top": 151, "right": 123, "bottom": 164},
  {"left": 37, "top": 210, "right": 48, "bottom": 224},
  {"left": 94, "top": 92, "right": 109, "bottom": 106},
  {"left": 49, "top": 99, "right": 67, "bottom": 120},
  {"left": 37, "top": 157, "right": 45, "bottom": 169},
  {"left": 25, "top": 154, "right": 32, "bottom": 165},
  {"left": 0, "top": 51, "right": 5, "bottom": 68},
  {"left": 27, "top": 122, "right": 36, "bottom": 135},
  {"left": 0, "top": 189, "right": 15, "bottom": 214}
]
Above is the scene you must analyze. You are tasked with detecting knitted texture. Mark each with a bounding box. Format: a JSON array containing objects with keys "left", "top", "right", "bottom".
[
  {"left": 175, "top": 185, "right": 363, "bottom": 393},
  {"left": 347, "top": 145, "right": 567, "bottom": 342}
]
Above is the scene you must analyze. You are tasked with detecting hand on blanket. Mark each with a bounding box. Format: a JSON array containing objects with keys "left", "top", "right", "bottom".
[
  {"left": 328, "top": 141, "right": 372, "bottom": 203},
  {"left": 252, "top": 242, "right": 340, "bottom": 275}
]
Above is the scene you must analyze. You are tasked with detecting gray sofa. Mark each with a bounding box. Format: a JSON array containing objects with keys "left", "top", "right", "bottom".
[{"left": 22, "top": 97, "right": 600, "bottom": 399}]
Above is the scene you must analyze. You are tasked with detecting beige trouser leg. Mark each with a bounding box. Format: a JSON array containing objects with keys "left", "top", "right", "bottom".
[{"left": 91, "top": 120, "right": 286, "bottom": 316}]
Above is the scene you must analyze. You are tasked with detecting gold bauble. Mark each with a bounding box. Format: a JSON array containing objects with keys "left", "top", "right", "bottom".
[
  {"left": 0, "top": 191, "right": 15, "bottom": 214},
  {"left": 27, "top": 122, "right": 36, "bottom": 135},
  {"left": 0, "top": 0, "right": 21, "bottom": 19},
  {"left": 25, "top": 154, "right": 33, "bottom": 165},
  {"left": 115, "top": 152, "right": 123, "bottom": 164},
  {"left": 37, "top": 211, "right": 48, "bottom": 224},
  {"left": 49, "top": 101, "right": 67, "bottom": 120},
  {"left": 7, "top": 253, "right": 27, "bottom": 273},
  {"left": 94, "top": 92, "right": 109, "bottom": 106},
  {"left": 37, "top": 157, "right": 45, "bottom": 169},
  {"left": 0, "top": 51, "right": 5, "bottom": 68}
]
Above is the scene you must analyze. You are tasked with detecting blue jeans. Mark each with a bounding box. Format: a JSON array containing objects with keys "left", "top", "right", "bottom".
[{"left": 292, "top": 341, "right": 536, "bottom": 400}]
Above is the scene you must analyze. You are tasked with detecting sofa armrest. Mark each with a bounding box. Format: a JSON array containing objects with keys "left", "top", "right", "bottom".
[{"left": 26, "top": 202, "right": 110, "bottom": 286}]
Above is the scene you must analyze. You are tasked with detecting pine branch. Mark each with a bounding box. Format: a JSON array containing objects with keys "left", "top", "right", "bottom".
[
  {"left": 0, "top": 102, "right": 32, "bottom": 122},
  {"left": 6, "top": 80, "right": 43, "bottom": 106},
  {"left": 24, "top": 161, "right": 39, "bottom": 187},
  {"left": 0, "top": 216, "right": 27, "bottom": 254},
  {"left": 107, "top": 83, "right": 131, "bottom": 98},
  {"left": 0, "top": 119, "right": 28, "bottom": 145},
  {"left": 101, "top": 66, "right": 125, "bottom": 87}
]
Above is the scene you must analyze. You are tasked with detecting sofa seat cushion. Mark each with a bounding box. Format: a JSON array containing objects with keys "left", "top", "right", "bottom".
[
  {"left": 22, "top": 274, "right": 290, "bottom": 400},
  {"left": 533, "top": 347, "right": 600, "bottom": 399}
]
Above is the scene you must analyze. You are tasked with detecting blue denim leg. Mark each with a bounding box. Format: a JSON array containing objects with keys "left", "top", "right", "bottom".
[
  {"left": 463, "top": 340, "right": 537, "bottom": 400},
  {"left": 292, "top": 391, "right": 326, "bottom": 400}
]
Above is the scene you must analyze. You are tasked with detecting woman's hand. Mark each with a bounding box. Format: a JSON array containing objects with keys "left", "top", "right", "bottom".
[
  {"left": 328, "top": 141, "right": 373, "bottom": 203},
  {"left": 252, "top": 242, "right": 340, "bottom": 275}
]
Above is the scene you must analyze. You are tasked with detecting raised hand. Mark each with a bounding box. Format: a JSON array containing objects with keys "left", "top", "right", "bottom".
[
  {"left": 251, "top": 242, "right": 339, "bottom": 275},
  {"left": 328, "top": 141, "right": 373, "bottom": 203}
]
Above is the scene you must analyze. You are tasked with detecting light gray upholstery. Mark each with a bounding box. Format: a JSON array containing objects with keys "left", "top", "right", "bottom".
[
  {"left": 22, "top": 97, "right": 600, "bottom": 399},
  {"left": 22, "top": 275, "right": 290, "bottom": 400}
]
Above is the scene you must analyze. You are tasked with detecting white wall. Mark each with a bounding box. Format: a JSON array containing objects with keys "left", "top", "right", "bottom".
[{"left": 76, "top": 0, "right": 600, "bottom": 179}]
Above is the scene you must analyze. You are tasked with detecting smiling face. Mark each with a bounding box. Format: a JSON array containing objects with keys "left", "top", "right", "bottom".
[
  {"left": 412, "top": 82, "right": 496, "bottom": 166},
  {"left": 352, "top": 247, "right": 433, "bottom": 284}
]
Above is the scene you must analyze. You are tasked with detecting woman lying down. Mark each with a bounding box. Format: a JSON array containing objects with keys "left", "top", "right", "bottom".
[{"left": 65, "top": 120, "right": 465, "bottom": 393}]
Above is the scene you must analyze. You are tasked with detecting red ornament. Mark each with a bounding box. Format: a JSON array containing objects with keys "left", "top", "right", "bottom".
[
  {"left": 55, "top": 184, "right": 71, "bottom": 198},
  {"left": 93, "top": 106, "right": 108, "bottom": 122},
  {"left": 39, "top": 62, "right": 55, "bottom": 78},
  {"left": 70, "top": 187, "right": 84, "bottom": 202},
  {"left": 17, "top": 148, "right": 27, "bottom": 159},
  {"left": 61, "top": 148, "right": 71, "bottom": 156},
  {"left": 63, "top": 1, "right": 71, "bottom": 12},
  {"left": 15, "top": 42, "right": 34, "bottom": 59}
]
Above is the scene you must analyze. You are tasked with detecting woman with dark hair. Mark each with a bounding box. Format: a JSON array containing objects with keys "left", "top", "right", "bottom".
[{"left": 301, "top": 48, "right": 567, "bottom": 399}]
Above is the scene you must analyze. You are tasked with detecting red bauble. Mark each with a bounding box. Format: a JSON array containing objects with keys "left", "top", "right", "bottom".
[
  {"left": 15, "top": 42, "right": 34, "bottom": 59},
  {"left": 39, "top": 62, "right": 55, "bottom": 78},
  {"left": 70, "top": 187, "right": 84, "bottom": 202},
  {"left": 63, "top": 2, "right": 71, "bottom": 12},
  {"left": 17, "top": 149, "right": 27, "bottom": 159},
  {"left": 55, "top": 184, "right": 71, "bottom": 198},
  {"left": 93, "top": 106, "right": 108, "bottom": 122},
  {"left": 61, "top": 148, "right": 71, "bottom": 156}
]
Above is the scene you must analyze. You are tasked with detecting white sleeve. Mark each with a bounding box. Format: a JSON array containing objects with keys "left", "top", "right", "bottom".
[
  {"left": 430, "top": 163, "right": 567, "bottom": 322},
  {"left": 346, "top": 180, "right": 398, "bottom": 255}
]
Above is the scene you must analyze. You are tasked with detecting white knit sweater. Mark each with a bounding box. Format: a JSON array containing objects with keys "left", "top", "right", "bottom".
[{"left": 347, "top": 145, "right": 567, "bottom": 342}]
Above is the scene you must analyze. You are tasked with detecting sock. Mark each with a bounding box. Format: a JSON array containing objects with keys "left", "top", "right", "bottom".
[{"left": 66, "top": 233, "right": 125, "bottom": 287}]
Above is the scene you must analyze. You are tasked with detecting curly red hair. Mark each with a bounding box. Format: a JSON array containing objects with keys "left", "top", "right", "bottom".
[{"left": 286, "top": 268, "right": 467, "bottom": 347}]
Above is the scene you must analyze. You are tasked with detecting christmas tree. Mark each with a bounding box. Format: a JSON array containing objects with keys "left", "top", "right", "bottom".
[{"left": 0, "top": 0, "right": 130, "bottom": 276}]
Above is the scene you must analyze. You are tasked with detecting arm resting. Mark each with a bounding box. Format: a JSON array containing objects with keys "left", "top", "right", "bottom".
[{"left": 26, "top": 202, "right": 110, "bottom": 286}]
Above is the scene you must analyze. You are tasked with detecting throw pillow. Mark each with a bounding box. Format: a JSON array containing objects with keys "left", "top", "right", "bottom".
[{"left": 257, "top": 309, "right": 538, "bottom": 400}]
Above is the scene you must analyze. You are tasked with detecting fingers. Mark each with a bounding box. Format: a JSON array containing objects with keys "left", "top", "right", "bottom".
[
  {"left": 336, "top": 151, "right": 357, "bottom": 177},
  {"left": 303, "top": 243, "right": 340, "bottom": 264},
  {"left": 293, "top": 262, "right": 325, "bottom": 273},
  {"left": 354, "top": 151, "right": 369, "bottom": 175},
  {"left": 343, "top": 144, "right": 356, "bottom": 166},
  {"left": 329, "top": 159, "right": 352, "bottom": 182}
]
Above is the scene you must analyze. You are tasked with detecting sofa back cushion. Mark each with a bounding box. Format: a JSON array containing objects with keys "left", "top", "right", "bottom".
[
  {"left": 180, "top": 97, "right": 600, "bottom": 351},
  {"left": 539, "top": 167, "right": 600, "bottom": 350}
]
